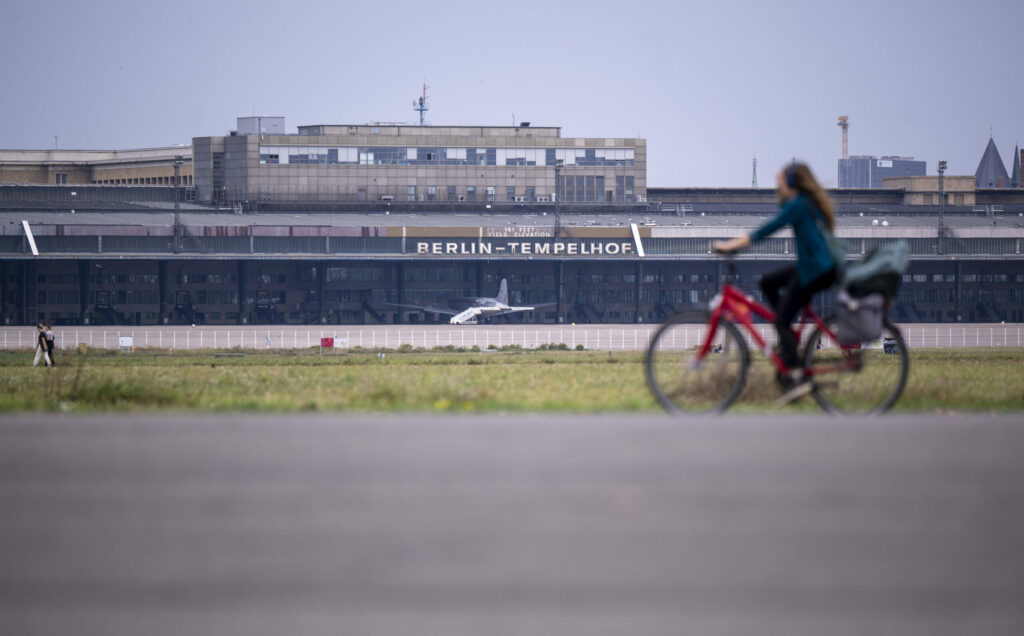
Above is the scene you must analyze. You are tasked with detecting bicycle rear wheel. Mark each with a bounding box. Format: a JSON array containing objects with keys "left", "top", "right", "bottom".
[
  {"left": 803, "top": 316, "right": 909, "bottom": 415},
  {"left": 645, "top": 316, "right": 749, "bottom": 414}
]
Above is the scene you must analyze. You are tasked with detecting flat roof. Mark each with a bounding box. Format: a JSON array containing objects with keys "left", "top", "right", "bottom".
[{"left": 3, "top": 210, "right": 1021, "bottom": 231}]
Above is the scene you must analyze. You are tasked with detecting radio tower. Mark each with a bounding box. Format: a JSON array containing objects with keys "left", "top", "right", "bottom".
[
  {"left": 751, "top": 154, "right": 758, "bottom": 188},
  {"left": 412, "top": 83, "right": 429, "bottom": 126},
  {"left": 837, "top": 115, "right": 849, "bottom": 159}
]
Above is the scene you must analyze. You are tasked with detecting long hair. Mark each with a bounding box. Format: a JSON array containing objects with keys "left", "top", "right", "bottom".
[{"left": 781, "top": 163, "right": 835, "bottom": 232}]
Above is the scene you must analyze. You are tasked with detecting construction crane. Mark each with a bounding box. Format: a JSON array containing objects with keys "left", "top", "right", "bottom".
[{"left": 837, "top": 116, "right": 849, "bottom": 159}]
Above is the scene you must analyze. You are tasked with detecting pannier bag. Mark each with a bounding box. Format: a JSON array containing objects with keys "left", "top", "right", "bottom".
[
  {"left": 842, "top": 239, "right": 909, "bottom": 299},
  {"left": 836, "top": 289, "right": 884, "bottom": 345}
]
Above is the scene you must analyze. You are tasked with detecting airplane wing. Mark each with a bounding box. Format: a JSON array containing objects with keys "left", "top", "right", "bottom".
[
  {"left": 501, "top": 302, "right": 557, "bottom": 314},
  {"left": 385, "top": 303, "right": 460, "bottom": 315}
]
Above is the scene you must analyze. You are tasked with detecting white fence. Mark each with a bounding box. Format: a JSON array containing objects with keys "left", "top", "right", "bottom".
[{"left": 1, "top": 324, "right": 1022, "bottom": 352}]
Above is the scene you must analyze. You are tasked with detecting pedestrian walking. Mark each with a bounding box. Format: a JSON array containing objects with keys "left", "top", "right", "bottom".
[
  {"left": 44, "top": 323, "right": 56, "bottom": 366},
  {"left": 32, "top": 324, "right": 51, "bottom": 367}
]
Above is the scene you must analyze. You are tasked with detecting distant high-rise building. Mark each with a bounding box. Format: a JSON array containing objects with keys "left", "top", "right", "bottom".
[
  {"left": 838, "top": 155, "right": 926, "bottom": 188},
  {"left": 975, "top": 137, "right": 1009, "bottom": 188}
]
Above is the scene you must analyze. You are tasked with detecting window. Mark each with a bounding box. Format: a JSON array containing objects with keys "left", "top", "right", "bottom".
[
  {"left": 466, "top": 186, "right": 476, "bottom": 201},
  {"left": 486, "top": 187, "right": 495, "bottom": 202},
  {"left": 55, "top": 173, "right": 67, "bottom": 185},
  {"left": 407, "top": 186, "right": 416, "bottom": 201},
  {"left": 507, "top": 186, "right": 516, "bottom": 201},
  {"left": 447, "top": 186, "right": 457, "bottom": 201}
]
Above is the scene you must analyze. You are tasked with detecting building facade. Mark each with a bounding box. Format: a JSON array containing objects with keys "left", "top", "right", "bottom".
[
  {"left": 0, "top": 148, "right": 193, "bottom": 186},
  {"left": 839, "top": 155, "right": 927, "bottom": 188},
  {"left": 193, "top": 120, "right": 646, "bottom": 206},
  {"left": 3, "top": 205, "right": 1023, "bottom": 327}
]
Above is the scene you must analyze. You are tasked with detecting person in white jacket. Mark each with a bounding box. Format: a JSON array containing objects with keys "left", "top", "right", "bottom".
[{"left": 32, "top": 324, "right": 52, "bottom": 367}]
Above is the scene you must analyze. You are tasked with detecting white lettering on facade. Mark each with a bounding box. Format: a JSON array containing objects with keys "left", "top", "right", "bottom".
[{"left": 415, "top": 240, "right": 636, "bottom": 257}]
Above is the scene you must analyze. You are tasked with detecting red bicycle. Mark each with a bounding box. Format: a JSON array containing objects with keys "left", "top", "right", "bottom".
[{"left": 645, "top": 257, "right": 909, "bottom": 415}]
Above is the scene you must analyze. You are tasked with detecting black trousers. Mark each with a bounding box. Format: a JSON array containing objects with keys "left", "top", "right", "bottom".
[{"left": 760, "top": 266, "right": 837, "bottom": 368}]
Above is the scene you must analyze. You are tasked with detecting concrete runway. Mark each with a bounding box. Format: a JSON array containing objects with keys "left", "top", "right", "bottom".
[
  {"left": 1, "top": 322, "right": 1021, "bottom": 351},
  {"left": 2, "top": 413, "right": 1023, "bottom": 635}
]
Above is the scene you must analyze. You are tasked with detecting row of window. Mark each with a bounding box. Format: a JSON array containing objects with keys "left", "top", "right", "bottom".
[
  {"left": 904, "top": 273, "right": 1018, "bottom": 283},
  {"left": 27, "top": 269, "right": 1024, "bottom": 288},
  {"left": 36, "top": 290, "right": 79, "bottom": 305},
  {"left": 89, "top": 273, "right": 159, "bottom": 285},
  {"left": 898, "top": 288, "right": 1024, "bottom": 303},
  {"left": 92, "top": 176, "right": 193, "bottom": 185},
  {"left": 564, "top": 289, "right": 637, "bottom": 304},
  {"left": 179, "top": 273, "right": 236, "bottom": 284},
  {"left": 258, "top": 146, "right": 635, "bottom": 167}
]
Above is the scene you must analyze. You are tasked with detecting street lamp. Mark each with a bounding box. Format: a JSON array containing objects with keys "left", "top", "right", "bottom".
[
  {"left": 553, "top": 159, "right": 564, "bottom": 240},
  {"left": 937, "top": 160, "right": 947, "bottom": 255},
  {"left": 173, "top": 155, "right": 184, "bottom": 254}
]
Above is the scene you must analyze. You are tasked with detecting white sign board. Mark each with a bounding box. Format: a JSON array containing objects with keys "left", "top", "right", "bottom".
[
  {"left": 118, "top": 336, "right": 134, "bottom": 348},
  {"left": 876, "top": 160, "right": 893, "bottom": 168}
]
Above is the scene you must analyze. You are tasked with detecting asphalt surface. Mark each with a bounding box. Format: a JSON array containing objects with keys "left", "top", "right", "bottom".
[{"left": 1, "top": 414, "right": 1023, "bottom": 635}]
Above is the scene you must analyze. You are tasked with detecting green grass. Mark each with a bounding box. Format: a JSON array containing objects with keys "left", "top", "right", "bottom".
[{"left": 0, "top": 347, "right": 1020, "bottom": 414}]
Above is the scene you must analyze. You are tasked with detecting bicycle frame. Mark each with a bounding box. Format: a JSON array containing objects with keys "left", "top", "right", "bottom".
[{"left": 700, "top": 282, "right": 853, "bottom": 377}]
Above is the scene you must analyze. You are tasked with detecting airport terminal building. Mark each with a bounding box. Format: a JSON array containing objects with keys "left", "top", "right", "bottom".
[{"left": 2, "top": 118, "right": 1023, "bottom": 327}]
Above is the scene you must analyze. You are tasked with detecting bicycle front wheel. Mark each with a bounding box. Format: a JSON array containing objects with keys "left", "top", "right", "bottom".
[
  {"left": 803, "top": 316, "right": 909, "bottom": 415},
  {"left": 645, "top": 316, "right": 749, "bottom": 414}
]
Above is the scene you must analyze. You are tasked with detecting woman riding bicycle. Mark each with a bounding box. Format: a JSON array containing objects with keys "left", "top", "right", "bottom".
[{"left": 712, "top": 162, "right": 839, "bottom": 400}]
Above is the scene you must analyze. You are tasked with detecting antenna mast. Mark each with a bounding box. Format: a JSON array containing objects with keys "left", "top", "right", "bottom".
[
  {"left": 751, "top": 154, "right": 758, "bottom": 188},
  {"left": 837, "top": 115, "right": 849, "bottom": 160},
  {"left": 412, "top": 83, "right": 430, "bottom": 126}
]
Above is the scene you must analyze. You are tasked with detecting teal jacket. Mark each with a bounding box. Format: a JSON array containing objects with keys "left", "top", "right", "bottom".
[{"left": 750, "top": 194, "right": 835, "bottom": 286}]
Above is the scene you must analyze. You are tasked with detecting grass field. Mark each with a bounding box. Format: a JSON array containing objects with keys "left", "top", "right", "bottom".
[{"left": 0, "top": 347, "right": 1021, "bottom": 413}]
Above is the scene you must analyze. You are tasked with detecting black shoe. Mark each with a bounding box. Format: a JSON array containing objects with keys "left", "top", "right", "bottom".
[{"left": 775, "top": 370, "right": 793, "bottom": 391}]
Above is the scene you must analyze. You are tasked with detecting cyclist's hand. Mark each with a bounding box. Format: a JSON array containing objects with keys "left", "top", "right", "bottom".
[
  {"left": 712, "top": 240, "right": 734, "bottom": 254},
  {"left": 713, "top": 236, "right": 751, "bottom": 254}
]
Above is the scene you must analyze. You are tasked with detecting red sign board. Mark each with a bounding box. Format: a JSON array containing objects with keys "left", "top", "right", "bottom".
[{"left": 320, "top": 337, "right": 334, "bottom": 348}]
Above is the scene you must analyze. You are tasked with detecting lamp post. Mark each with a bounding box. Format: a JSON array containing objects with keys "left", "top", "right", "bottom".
[
  {"left": 937, "top": 160, "right": 947, "bottom": 255},
  {"left": 553, "top": 159, "right": 563, "bottom": 240},
  {"left": 173, "top": 155, "right": 184, "bottom": 254}
]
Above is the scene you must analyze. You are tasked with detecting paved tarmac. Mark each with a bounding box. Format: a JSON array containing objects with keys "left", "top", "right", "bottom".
[{"left": 1, "top": 414, "right": 1023, "bottom": 635}]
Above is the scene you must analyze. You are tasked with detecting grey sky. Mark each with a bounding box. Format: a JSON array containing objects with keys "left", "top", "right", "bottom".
[{"left": 2, "top": 0, "right": 1021, "bottom": 187}]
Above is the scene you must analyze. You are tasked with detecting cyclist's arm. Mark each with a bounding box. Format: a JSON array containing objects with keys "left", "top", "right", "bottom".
[
  {"left": 712, "top": 235, "right": 750, "bottom": 253},
  {"left": 750, "top": 198, "right": 802, "bottom": 242}
]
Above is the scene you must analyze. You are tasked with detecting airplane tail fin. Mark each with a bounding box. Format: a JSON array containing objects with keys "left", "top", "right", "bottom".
[{"left": 496, "top": 278, "right": 509, "bottom": 305}]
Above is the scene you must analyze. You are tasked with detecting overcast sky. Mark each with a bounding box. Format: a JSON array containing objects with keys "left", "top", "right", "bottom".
[{"left": 1, "top": 0, "right": 1021, "bottom": 187}]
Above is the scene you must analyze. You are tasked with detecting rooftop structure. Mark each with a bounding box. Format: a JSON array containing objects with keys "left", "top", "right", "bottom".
[
  {"left": 976, "top": 137, "right": 1010, "bottom": 188},
  {"left": 1010, "top": 144, "right": 1020, "bottom": 188},
  {"left": 192, "top": 118, "right": 646, "bottom": 207}
]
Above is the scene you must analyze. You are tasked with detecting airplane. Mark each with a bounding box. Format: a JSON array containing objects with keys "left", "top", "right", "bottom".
[{"left": 388, "top": 279, "right": 554, "bottom": 325}]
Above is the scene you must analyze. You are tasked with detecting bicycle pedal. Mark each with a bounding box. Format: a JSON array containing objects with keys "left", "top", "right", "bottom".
[{"left": 774, "top": 380, "right": 814, "bottom": 407}]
